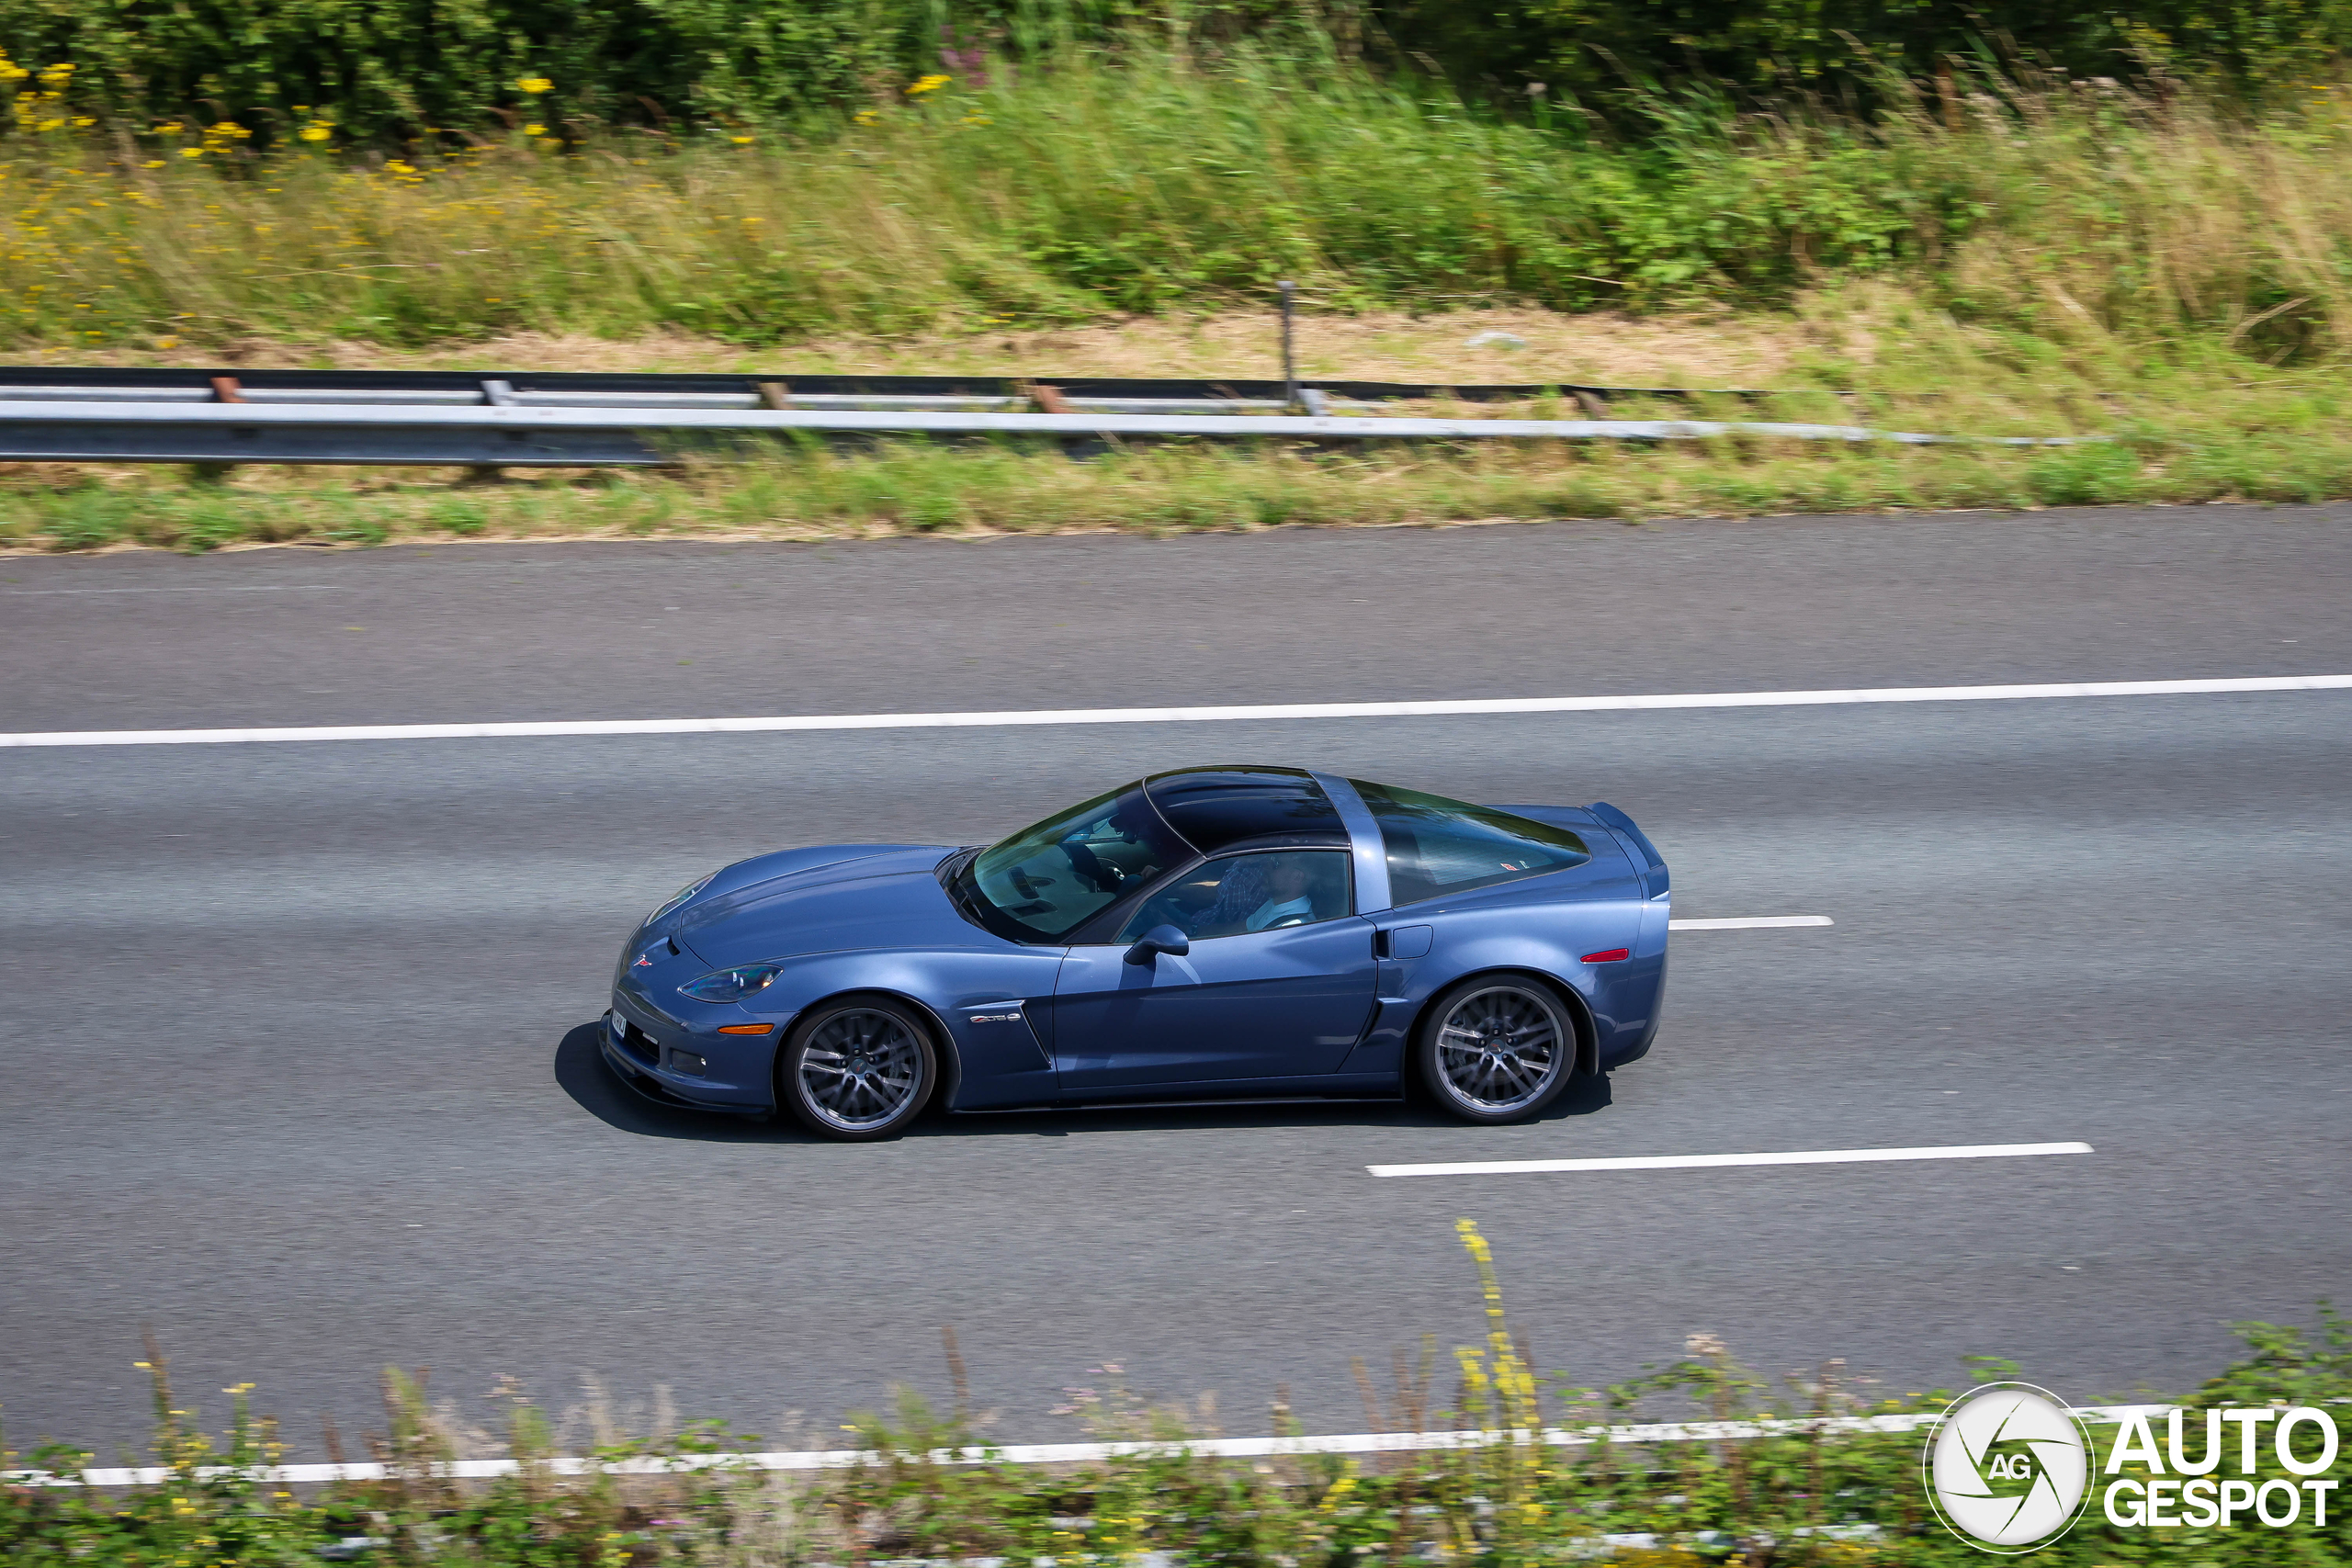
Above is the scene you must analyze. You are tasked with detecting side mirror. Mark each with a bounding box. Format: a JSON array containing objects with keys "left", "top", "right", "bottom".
[{"left": 1124, "top": 924, "right": 1191, "bottom": 965}]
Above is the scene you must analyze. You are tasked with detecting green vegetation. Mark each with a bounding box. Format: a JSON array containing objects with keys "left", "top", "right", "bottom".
[
  {"left": 0, "top": 20, "right": 2344, "bottom": 549},
  {"left": 6, "top": 1225, "right": 2349, "bottom": 1565},
  {"left": 0, "top": 60, "right": 2345, "bottom": 352},
  {"left": 0, "top": 0, "right": 2343, "bottom": 144}
]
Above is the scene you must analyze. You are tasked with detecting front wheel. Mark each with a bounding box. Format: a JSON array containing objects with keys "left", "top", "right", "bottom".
[
  {"left": 1415, "top": 976, "right": 1575, "bottom": 1124},
  {"left": 779, "top": 996, "right": 938, "bottom": 1141}
]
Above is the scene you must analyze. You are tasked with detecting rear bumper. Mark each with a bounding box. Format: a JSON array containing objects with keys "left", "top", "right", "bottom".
[{"left": 1600, "top": 945, "right": 1667, "bottom": 1069}]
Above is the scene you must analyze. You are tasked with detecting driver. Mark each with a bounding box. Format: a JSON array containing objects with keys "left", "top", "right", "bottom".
[{"left": 1244, "top": 857, "right": 1318, "bottom": 931}]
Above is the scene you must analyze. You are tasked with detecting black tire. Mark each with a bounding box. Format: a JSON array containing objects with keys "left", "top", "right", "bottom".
[
  {"left": 777, "top": 995, "right": 939, "bottom": 1142},
  {"left": 1413, "top": 974, "right": 1576, "bottom": 1124}
]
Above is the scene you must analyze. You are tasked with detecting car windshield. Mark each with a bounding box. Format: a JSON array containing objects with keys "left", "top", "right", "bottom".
[
  {"left": 961, "top": 783, "right": 1189, "bottom": 942},
  {"left": 1350, "top": 779, "right": 1590, "bottom": 904}
]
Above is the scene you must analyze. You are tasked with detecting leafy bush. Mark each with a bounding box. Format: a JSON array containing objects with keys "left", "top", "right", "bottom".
[
  {"left": 1388, "top": 0, "right": 2352, "bottom": 110},
  {"left": 0, "top": 0, "right": 2342, "bottom": 144}
]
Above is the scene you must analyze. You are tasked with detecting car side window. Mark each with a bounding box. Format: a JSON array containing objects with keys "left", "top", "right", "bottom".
[
  {"left": 1349, "top": 779, "right": 1590, "bottom": 905},
  {"left": 1115, "top": 851, "right": 1351, "bottom": 943}
]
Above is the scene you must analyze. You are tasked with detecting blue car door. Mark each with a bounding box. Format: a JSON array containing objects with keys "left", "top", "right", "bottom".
[{"left": 1049, "top": 849, "right": 1377, "bottom": 1090}]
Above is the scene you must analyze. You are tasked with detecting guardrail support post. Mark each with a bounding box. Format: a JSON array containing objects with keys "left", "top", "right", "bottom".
[
  {"left": 196, "top": 378, "right": 244, "bottom": 481},
  {"left": 1278, "top": 280, "right": 1299, "bottom": 412},
  {"left": 468, "top": 381, "right": 521, "bottom": 479}
]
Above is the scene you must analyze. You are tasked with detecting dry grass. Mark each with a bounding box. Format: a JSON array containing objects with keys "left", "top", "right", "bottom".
[{"left": 17, "top": 307, "right": 1817, "bottom": 389}]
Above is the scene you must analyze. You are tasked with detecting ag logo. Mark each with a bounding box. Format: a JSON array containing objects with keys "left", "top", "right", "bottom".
[{"left": 1924, "top": 1382, "right": 2095, "bottom": 1553}]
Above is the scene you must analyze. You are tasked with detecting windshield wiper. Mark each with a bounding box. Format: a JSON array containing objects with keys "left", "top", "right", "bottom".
[{"left": 936, "top": 848, "right": 989, "bottom": 928}]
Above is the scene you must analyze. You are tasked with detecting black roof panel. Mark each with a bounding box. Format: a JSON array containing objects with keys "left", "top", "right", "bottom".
[{"left": 1143, "top": 766, "right": 1350, "bottom": 854}]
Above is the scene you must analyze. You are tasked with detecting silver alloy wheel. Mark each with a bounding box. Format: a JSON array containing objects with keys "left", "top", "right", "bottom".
[
  {"left": 1433, "top": 985, "right": 1566, "bottom": 1113},
  {"left": 797, "top": 1008, "right": 927, "bottom": 1132}
]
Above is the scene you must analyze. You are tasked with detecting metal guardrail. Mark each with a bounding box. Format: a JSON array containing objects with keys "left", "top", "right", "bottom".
[
  {"left": 0, "top": 367, "right": 2075, "bottom": 466},
  {"left": 0, "top": 366, "right": 1766, "bottom": 405}
]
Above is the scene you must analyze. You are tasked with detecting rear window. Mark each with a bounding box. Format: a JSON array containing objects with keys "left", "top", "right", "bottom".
[{"left": 1350, "top": 779, "right": 1589, "bottom": 905}]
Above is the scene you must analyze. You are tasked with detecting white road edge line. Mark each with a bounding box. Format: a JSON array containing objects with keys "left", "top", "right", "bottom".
[
  {"left": 1668, "top": 915, "right": 1832, "bottom": 931},
  {"left": 4, "top": 674, "right": 2346, "bottom": 749},
  {"left": 10, "top": 1403, "right": 2171, "bottom": 1487},
  {"left": 1367, "top": 1141, "right": 2093, "bottom": 1179},
  {"left": 0, "top": 583, "right": 361, "bottom": 596}
]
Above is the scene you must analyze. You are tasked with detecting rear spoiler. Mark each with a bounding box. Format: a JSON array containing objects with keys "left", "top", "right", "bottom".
[{"left": 1588, "top": 801, "right": 1669, "bottom": 899}]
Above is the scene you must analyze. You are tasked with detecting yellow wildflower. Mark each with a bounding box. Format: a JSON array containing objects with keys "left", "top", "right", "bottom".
[
  {"left": 517, "top": 76, "right": 553, "bottom": 95},
  {"left": 299, "top": 123, "right": 332, "bottom": 141},
  {"left": 906, "top": 73, "right": 952, "bottom": 96},
  {"left": 523, "top": 124, "right": 545, "bottom": 136}
]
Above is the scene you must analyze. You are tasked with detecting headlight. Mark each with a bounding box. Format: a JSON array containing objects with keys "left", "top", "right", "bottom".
[
  {"left": 648, "top": 871, "right": 717, "bottom": 924},
  {"left": 679, "top": 963, "right": 783, "bottom": 1002}
]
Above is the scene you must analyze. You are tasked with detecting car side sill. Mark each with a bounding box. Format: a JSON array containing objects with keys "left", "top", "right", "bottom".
[{"left": 1032, "top": 1071, "right": 1405, "bottom": 1111}]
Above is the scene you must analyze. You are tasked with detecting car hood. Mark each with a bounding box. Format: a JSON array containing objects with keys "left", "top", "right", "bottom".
[{"left": 668, "top": 844, "right": 988, "bottom": 967}]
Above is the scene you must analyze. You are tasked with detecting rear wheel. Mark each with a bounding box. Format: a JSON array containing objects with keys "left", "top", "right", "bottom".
[
  {"left": 1415, "top": 976, "right": 1574, "bottom": 1124},
  {"left": 779, "top": 996, "right": 938, "bottom": 1141}
]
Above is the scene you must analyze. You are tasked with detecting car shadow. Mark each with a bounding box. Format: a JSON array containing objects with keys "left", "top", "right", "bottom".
[{"left": 553, "top": 1021, "right": 1614, "bottom": 1145}]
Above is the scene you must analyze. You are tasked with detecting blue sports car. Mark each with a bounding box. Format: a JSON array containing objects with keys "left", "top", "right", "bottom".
[{"left": 605, "top": 766, "right": 1669, "bottom": 1140}]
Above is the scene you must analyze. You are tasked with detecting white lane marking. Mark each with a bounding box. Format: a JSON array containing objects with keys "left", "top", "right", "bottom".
[
  {"left": 3, "top": 674, "right": 2345, "bottom": 750},
  {"left": 20, "top": 1404, "right": 2175, "bottom": 1487},
  {"left": 0, "top": 583, "right": 360, "bottom": 596},
  {"left": 1668, "top": 915, "right": 1832, "bottom": 931},
  {"left": 1366, "top": 1141, "right": 2093, "bottom": 1179},
  {"left": 47, "top": 1407, "right": 2171, "bottom": 1487}
]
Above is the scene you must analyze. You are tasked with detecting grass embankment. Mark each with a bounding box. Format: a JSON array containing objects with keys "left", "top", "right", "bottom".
[
  {"left": 6, "top": 1230, "right": 2350, "bottom": 1566},
  {"left": 1, "top": 58, "right": 2348, "bottom": 550}
]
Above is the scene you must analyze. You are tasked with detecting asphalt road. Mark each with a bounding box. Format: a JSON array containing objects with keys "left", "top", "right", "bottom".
[{"left": 4, "top": 503, "right": 2348, "bottom": 1460}]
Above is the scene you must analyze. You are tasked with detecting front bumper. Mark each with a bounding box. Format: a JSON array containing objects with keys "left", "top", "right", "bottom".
[{"left": 601, "top": 996, "right": 775, "bottom": 1117}]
